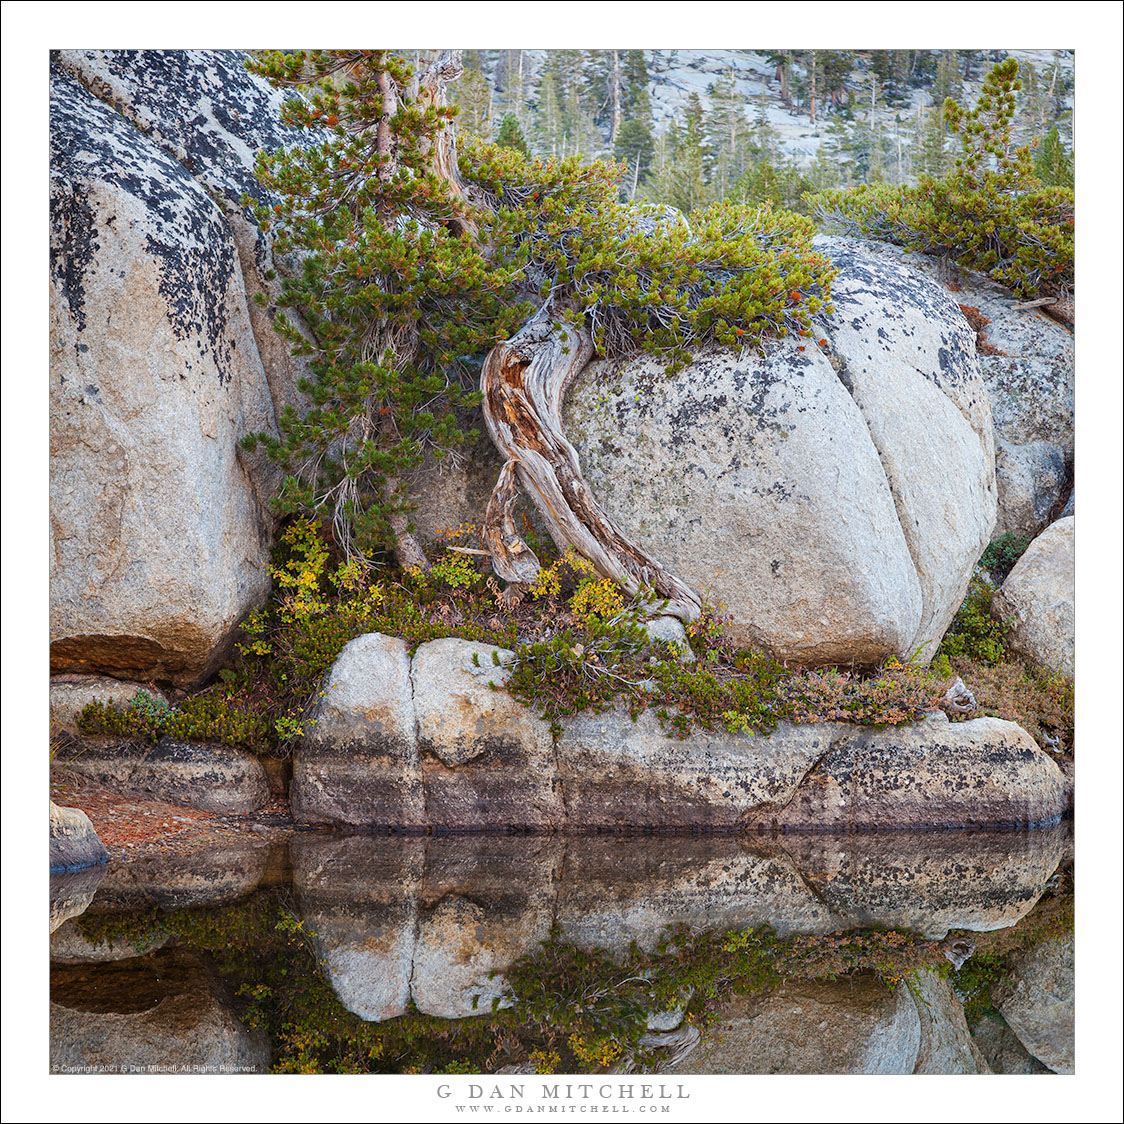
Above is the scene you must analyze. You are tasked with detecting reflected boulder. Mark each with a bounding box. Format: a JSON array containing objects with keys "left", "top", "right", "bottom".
[
  {"left": 88, "top": 839, "right": 270, "bottom": 912},
  {"left": 291, "top": 835, "right": 426, "bottom": 1022},
  {"left": 971, "top": 1015, "right": 1053, "bottom": 1075},
  {"left": 673, "top": 975, "right": 923, "bottom": 1074},
  {"left": 910, "top": 971, "right": 990, "bottom": 1074},
  {"left": 50, "top": 864, "right": 108, "bottom": 934},
  {"left": 50, "top": 948, "right": 270, "bottom": 1073}
]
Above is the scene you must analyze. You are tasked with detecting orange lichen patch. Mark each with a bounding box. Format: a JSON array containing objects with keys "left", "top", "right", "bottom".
[
  {"left": 49, "top": 778, "right": 291, "bottom": 862},
  {"left": 957, "top": 304, "right": 1008, "bottom": 356}
]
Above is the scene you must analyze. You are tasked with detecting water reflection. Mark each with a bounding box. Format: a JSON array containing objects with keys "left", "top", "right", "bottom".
[{"left": 50, "top": 825, "right": 1073, "bottom": 1074}]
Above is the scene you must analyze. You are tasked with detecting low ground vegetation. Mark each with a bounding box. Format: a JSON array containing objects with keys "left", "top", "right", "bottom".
[{"left": 78, "top": 522, "right": 1072, "bottom": 756}]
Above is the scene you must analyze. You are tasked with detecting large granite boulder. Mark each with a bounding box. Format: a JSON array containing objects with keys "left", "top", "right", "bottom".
[
  {"left": 291, "top": 633, "right": 424, "bottom": 827},
  {"left": 673, "top": 975, "right": 923, "bottom": 1074},
  {"left": 910, "top": 971, "right": 990, "bottom": 1074},
  {"left": 971, "top": 1016, "right": 1053, "bottom": 1074},
  {"left": 412, "top": 639, "right": 562, "bottom": 829},
  {"left": 52, "top": 50, "right": 314, "bottom": 416},
  {"left": 849, "top": 240, "right": 1073, "bottom": 538},
  {"left": 556, "top": 709, "right": 840, "bottom": 830},
  {"left": 292, "top": 636, "right": 1066, "bottom": 831},
  {"left": 52, "top": 737, "right": 270, "bottom": 815},
  {"left": 674, "top": 970, "right": 987, "bottom": 1075},
  {"left": 294, "top": 634, "right": 563, "bottom": 829},
  {"left": 50, "top": 59, "right": 279, "bottom": 686},
  {"left": 993, "top": 517, "right": 1075, "bottom": 676},
  {"left": 564, "top": 239, "right": 995, "bottom": 666},
  {"left": 746, "top": 715, "right": 1068, "bottom": 833},
  {"left": 993, "top": 440, "right": 1068, "bottom": 540}
]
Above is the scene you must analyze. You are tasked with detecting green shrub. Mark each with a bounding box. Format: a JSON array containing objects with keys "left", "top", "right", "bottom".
[
  {"left": 951, "top": 655, "right": 1074, "bottom": 754},
  {"left": 979, "top": 531, "right": 1032, "bottom": 583},
  {"left": 76, "top": 690, "right": 273, "bottom": 753},
  {"left": 938, "top": 573, "right": 1011, "bottom": 665},
  {"left": 809, "top": 58, "right": 1073, "bottom": 300},
  {"left": 77, "top": 519, "right": 1051, "bottom": 759}
]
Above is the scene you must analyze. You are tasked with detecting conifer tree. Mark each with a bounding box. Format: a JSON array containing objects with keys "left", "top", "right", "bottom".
[
  {"left": 811, "top": 58, "right": 1073, "bottom": 309},
  {"left": 706, "top": 71, "right": 750, "bottom": 197},
  {"left": 620, "top": 50, "right": 652, "bottom": 126},
  {"left": 613, "top": 118, "right": 654, "bottom": 197},
  {"left": 818, "top": 51, "right": 853, "bottom": 111},
  {"left": 660, "top": 94, "right": 711, "bottom": 213},
  {"left": 241, "top": 50, "right": 527, "bottom": 569},
  {"left": 495, "top": 112, "right": 529, "bottom": 155},
  {"left": 449, "top": 58, "right": 491, "bottom": 138},
  {"left": 1032, "top": 125, "right": 1074, "bottom": 189},
  {"left": 533, "top": 69, "right": 565, "bottom": 157}
]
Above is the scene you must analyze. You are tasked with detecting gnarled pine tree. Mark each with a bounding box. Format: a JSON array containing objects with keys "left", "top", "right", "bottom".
[{"left": 245, "top": 49, "right": 835, "bottom": 622}]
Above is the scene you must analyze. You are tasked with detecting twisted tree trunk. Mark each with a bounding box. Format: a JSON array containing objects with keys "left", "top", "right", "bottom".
[
  {"left": 405, "top": 54, "right": 702, "bottom": 620},
  {"left": 480, "top": 309, "right": 702, "bottom": 621}
]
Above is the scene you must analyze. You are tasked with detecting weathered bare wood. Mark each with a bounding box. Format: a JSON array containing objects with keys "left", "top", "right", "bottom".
[
  {"left": 482, "top": 458, "right": 541, "bottom": 584},
  {"left": 481, "top": 308, "right": 702, "bottom": 623},
  {"left": 1011, "top": 293, "right": 1073, "bottom": 328},
  {"left": 1042, "top": 293, "right": 1074, "bottom": 328},
  {"left": 396, "top": 58, "right": 702, "bottom": 618},
  {"left": 941, "top": 677, "right": 977, "bottom": 717},
  {"left": 415, "top": 50, "right": 481, "bottom": 238}
]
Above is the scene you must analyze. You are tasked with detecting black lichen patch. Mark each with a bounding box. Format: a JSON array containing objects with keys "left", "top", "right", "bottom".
[
  {"left": 48, "top": 186, "right": 99, "bottom": 333},
  {"left": 817, "top": 236, "right": 980, "bottom": 396},
  {"left": 56, "top": 50, "right": 311, "bottom": 203},
  {"left": 55, "top": 49, "right": 319, "bottom": 274},
  {"left": 50, "top": 61, "right": 241, "bottom": 386}
]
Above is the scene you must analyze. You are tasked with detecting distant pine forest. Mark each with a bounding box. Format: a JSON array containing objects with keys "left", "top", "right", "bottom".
[{"left": 406, "top": 49, "right": 1075, "bottom": 212}]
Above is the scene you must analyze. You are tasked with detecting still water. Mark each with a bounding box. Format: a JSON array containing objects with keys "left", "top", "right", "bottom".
[{"left": 50, "top": 826, "right": 1073, "bottom": 1075}]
